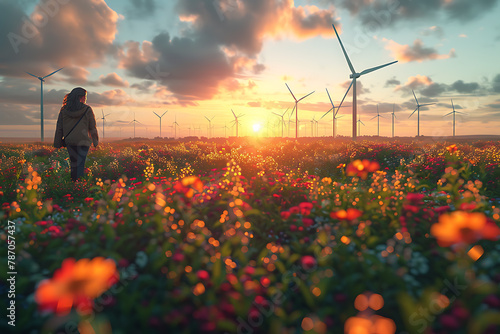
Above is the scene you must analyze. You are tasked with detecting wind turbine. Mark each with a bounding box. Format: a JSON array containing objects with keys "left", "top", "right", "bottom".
[
  {"left": 357, "top": 117, "right": 365, "bottom": 137},
  {"left": 272, "top": 108, "right": 288, "bottom": 138},
  {"left": 129, "top": 112, "right": 142, "bottom": 138},
  {"left": 153, "top": 111, "right": 168, "bottom": 138},
  {"left": 391, "top": 104, "right": 397, "bottom": 138},
  {"left": 205, "top": 116, "right": 215, "bottom": 138},
  {"left": 231, "top": 109, "right": 244, "bottom": 137},
  {"left": 444, "top": 99, "right": 466, "bottom": 137},
  {"left": 101, "top": 110, "right": 111, "bottom": 139},
  {"left": 331, "top": 23, "right": 397, "bottom": 141},
  {"left": 408, "top": 90, "right": 435, "bottom": 137},
  {"left": 321, "top": 88, "right": 345, "bottom": 138},
  {"left": 26, "top": 67, "right": 64, "bottom": 142},
  {"left": 285, "top": 83, "right": 314, "bottom": 139},
  {"left": 370, "top": 105, "right": 384, "bottom": 136},
  {"left": 172, "top": 115, "right": 180, "bottom": 139}
]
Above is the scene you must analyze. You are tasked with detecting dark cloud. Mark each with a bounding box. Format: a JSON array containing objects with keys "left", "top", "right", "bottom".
[
  {"left": 340, "top": 80, "right": 370, "bottom": 95},
  {"left": 125, "top": 0, "right": 157, "bottom": 19},
  {"left": 323, "top": 0, "right": 499, "bottom": 28},
  {"left": 450, "top": 80, "right": 480, "bottom": 94},
  {"left": 383, "top": 38, "right": 456, "bottom": 63},
  {"left": 420, "top": 83, "right": 448, "bottom": 97},
  {"left": 130, "top": 81, "right": 156, "bottom": 93},
  {"left": 385, "top": 77, "right": 400, "bottom": 87},
  {"left": 0, "top": 0, "right": 119, "bottom": 78},
  {"left": 119, "top": 0, "right": 337, "bottom": 103},
  {"left": 486, "top": 104, "right": 500, "bottom": 109}
]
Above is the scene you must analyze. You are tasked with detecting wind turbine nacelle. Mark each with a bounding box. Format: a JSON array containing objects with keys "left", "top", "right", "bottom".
[{"left": 349, "top": 73, "right": 361, "bottom": 79}]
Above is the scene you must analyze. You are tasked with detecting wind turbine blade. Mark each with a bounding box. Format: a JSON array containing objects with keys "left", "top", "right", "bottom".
[
  {"left": 297, "top": 91, "right": 315, "bottom": 102},
  {"left": 360, "top": 121, "right": 365, "bottom": 126},
  {"left": 205, "top": 116, "right": 210, "bottom": 122},
  {"left": 412, "top": 90, "right": 418, "bottom": 104},
  {"left": 161, "top": 111, "right": 168, "bottom": 117},
  {"left": 408, "top": 107, "right": 418, "bottom": 118},
  {"left": 43, "top": 67, "right": 64, "bottom": 79},
  {"left": 272, "top": 112, "right": 281, "bottom": 117},
  {"left": 443, "top": 112, "right": 453, "bottom": 117},
  {"left": 285, "top": 83, "right": 297, "bottom": 101},
  {"left": 326, "top": 88, "right": 336, "bottom": 109},
  {"left": 231, "top": 109, "right": 236, "bottom": 118},
  {"left": 370, "top": 116, "right": 377, "bottom": 120},
  {"left": 282, "top": 108, "right": 288, "bottom": 117},
  {"left": 320, "top": 107, "right": 333, "bottom": 120},
  {"left": 336, "top": 79, "right": 354, "bottom": 113},
  {"left": 26, "top": 72, "right": 39, "bottom": 79},
  {"left": 451, "top": 99, "right": 455, "bottom": 111},
  {"left": 332, "top": 23, "right": 356, "bottom": 74},
  {"left": 336, "top": 115, "right": 344, "bottom": 119},
  {"left": 153, "top": 112, "right": 160, "bottom": 118},
  {"left": 359, "top": 61, "right": 398, "bottom": 76},
  {"left": 420, "top": 103, "right": 435, "bottom": 107}
]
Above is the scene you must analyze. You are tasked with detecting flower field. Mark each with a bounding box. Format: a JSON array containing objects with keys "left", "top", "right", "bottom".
[{"left": 1, "top": 138, "right": 500, "bottom": 334}]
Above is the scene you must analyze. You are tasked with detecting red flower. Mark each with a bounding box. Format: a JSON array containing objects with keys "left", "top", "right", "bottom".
[
  {"left": 197, "top": 270, "right": 210, "bottom": 281},
  {"left": 302, "top": 218, "right": 314, "bottom": 228},
  {"left": 300, "top": 256, "right": 317, "bottom": 270},
  {"left": 289, "top": 206, "right": 300, "bottom": 215},
  {"left": 173, "top": 176, "right": 204, "bottom": 198},
  {"left": 280, "top": 211, "right": 291, "bottom": 220}
]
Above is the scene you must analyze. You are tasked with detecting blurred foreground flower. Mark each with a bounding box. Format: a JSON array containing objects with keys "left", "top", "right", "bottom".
[
  {"left": 446, "top": 144, "right": 458, "bottom": 154},
  {"left": 330, "top": 208, "right": 363, "bottom": 221},
  {"left": 174, "top": 176, "right": 204, "bottom": 198},
  {"left": 35, "top": 257, "right": 119, "bottom": 315},
  {"left": 431, "top": 211, "right": 500, "bottom": 247},
  {"left": 346, "top": 159, "right": 380, "bottom": 179}
]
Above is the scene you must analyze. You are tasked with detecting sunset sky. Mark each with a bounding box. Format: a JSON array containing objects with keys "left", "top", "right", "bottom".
[{"left": 1, "top": 0, "right": 500, "bottom": 139}]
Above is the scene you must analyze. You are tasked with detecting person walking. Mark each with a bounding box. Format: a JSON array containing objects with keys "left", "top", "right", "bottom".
[{"left": 53, "top": 87, "right": 99, "bottom": 181}]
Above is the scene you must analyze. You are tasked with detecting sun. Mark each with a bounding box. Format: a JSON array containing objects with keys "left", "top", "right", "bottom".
[{"left": 252, "top": 123, "right": 261, "bottom": 132}]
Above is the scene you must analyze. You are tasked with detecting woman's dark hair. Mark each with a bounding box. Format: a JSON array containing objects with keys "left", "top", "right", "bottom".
[{"left": 60, "top": 87, "right": 87, "bottom": 112}]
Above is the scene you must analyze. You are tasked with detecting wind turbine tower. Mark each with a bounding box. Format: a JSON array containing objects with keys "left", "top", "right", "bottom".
[
  {"left": 357, "top": 117, "right": 365, "bottom": 137},
  {"left": 101, "top": 110, "right": 111, "bottom": 139},
  {"left": 444, "top": 99, "right": 465, "bottom": 137},
  {"left": 26, "top": 67, "right": 64, "bottom": 142},
  {"left": 391, "top": 104, "right": 397, "bottom": 138},
  {"left": 370, "top": 105, "right": 384, "bottom": 136},
  {"left": 408, "top": 90, "right": 435, "bottom": 137},
  {"left": 285, "top": 83, "right": 314, "bottom": 139},
  {"left": 153, "top": 111, "right": 168, "bottom": 137},
  {"left": 331, "top": 23, "right": 397, "bottom": 141}
]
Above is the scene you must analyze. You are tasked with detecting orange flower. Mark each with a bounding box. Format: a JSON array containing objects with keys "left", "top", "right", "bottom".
[
  {"left": 173, "top": 176, "right": 204, "bottom": 198},
  {"left": 346, "top": 159, "right": 380, "bottom": 179},
  {"left": 446, "top": 144, "right": 458, "bottom": 154},
  {"left": 431, "top": 211, "right": 500, "bottom": 247},
  {"left": 330, "top": 208, "right": 363, "bottom": 221},
  {"left": 35, "top": 257, "right": 119, "bottom": 315}
]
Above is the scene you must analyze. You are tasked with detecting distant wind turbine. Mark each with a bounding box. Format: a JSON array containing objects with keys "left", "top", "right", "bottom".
[
  {"left": 26, "top": 67, "right": 64, "bottom": 142},
  {"left": 129, "top": 112, "right": 142, "bottom": 138},
  {"left": 370, "top": 105, "right": 384, "bottom": 136},
  {"left": 391, "top": 104, "right": 397, "bottom": 138},
  {"left": 272, "top": 108, "right": 288, "bottom": 138},
  {"left": 153, "top": 111, "right": 168, "bottom": 137},
  {"left": 172, "top": 115, "right": 180, "bottom": 139},
  {"left": 321, "top": 88, "right": 345, "bottom": 138},
  {"left": 205, "top": 116, "right": 215, "bottom": 138},
  {"left": 408, "top": 90, "right": 435, "bottom": 137},
  {"left": 331, "top": 23, "right": 397, "bottom": 140},
  {"left": 444, "top": 99, "right": 466, "bottom": 137},
  {"left": 231, "top": 109, "right": 244, "bottom": 137},
  {"left": 101, "top": 110, "right": 110, "bottom": 139},
  {"left": 357, "top": 117, "right": 365, "bottom": 137},
  {"left": 285, "top": 83, "right": 314, "bottom": 139}
]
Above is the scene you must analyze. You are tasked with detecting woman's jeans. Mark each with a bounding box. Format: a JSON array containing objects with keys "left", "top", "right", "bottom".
[{"left": 66, "top": 146, "right": 90, "bottom": 181}]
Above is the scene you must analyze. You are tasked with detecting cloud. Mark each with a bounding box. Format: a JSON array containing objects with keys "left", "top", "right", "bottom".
[
  {"left": 323, "top": 0, "right": 499, "bottom": 28},
  {"left": 341, "top": 80, "right": 370, "bottom": 95},
  {"left": 130, "top": 81, "right": 156, "bottom": 93},
  {"left": 383, "top": 38, "right": 456, "bottom": 63},
  {"left": 385, "top": 77, "right": 400, "bottom": 87},
  {"left": 118, "top": 0, "right": 338, "bottom": 103},
  {"left": 99, "top": 73, "right": 129, "bottom": 87},
  {"left": 450, "top": 80, "right": 480, "bottom": 94},
  {"left": 420, "top": 26, "right": 444, "bottom": 39},
  {"left": 0, "top": 0, "right": 119, "bottom": 79}
]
